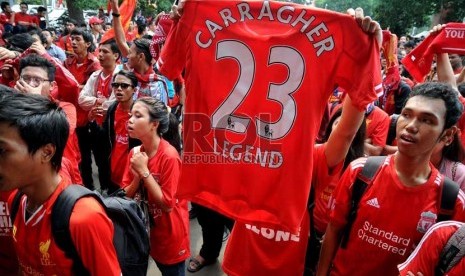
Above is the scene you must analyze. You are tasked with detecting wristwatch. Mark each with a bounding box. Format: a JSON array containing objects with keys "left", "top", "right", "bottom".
[{"left": 142, "top": 171, "right": 150, "bottom": 179}]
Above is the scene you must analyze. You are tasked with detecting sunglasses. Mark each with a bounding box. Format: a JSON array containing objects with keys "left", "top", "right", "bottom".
[{"left": 111, "top": 82, "right": 133, "bottom": 89}]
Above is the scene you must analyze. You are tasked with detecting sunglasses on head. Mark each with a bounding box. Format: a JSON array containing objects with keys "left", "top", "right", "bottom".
[{"left": 111, "top": 82, "right": 133, "bottom": 89}]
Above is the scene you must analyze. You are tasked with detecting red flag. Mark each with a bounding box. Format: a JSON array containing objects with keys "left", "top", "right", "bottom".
[
  {"left": 381, "top": 30, "right": 400, "bottom": 91},
  {"left": 101, "top": 0, "right": 136, "bottom": 44}
]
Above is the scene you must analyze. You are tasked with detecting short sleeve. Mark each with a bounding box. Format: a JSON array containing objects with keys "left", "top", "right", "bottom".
[
  {"left": 329, "top": 159, "right": 363, "bottom": 227},
  {"left": 70, "top": 197, "right": 121, "bottom": 276},
  {"left": 159, "top": 153, "right": 182, "bottom": 208},
  {"left": 397, "top": 222, "right": 457, "bottom": 276},
  {"left": 334, "top": 16, "right": 382, "bottom": 111},
  {"left": 157, "top": 18, "right": 191, "bottom": 81},
  {"left": 121, "top": 149, "right": 135, "bottom": 188},
  {"left": 368, "top": 109, "right": 390, "bottom": 147}
]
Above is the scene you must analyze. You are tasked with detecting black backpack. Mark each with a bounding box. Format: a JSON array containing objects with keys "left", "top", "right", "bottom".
[
  {"left": 10, "top": 185, "right": 150, "bottom": 276},
  {"left": 341, "top": 156, "right": 461, "bottom": 248},
  {"left": 436, "top": 223, "right": 465, "bottom": 275}
]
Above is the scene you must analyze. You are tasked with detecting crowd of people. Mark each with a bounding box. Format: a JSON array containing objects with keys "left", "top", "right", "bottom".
[{"left": 0, "top": 0, "right": 464, "bottom": 276}]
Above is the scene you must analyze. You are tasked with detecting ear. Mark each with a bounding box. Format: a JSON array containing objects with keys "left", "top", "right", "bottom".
[
  {"left": 39, "top": 143, "right": 56, "bottom": 164},
  {"left": 441, "top": 126, "right": 457, "bottom": 146},
  {"left": 49, "top": 80, "right": 57, "bottom": 92},
  {"left": 152, "top": 120, "right": 159, "bottom": 131}
]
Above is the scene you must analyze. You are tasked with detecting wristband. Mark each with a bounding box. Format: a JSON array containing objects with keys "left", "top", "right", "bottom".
[{"left": 112, "top": 13, "right": 120, "bottom": 18}]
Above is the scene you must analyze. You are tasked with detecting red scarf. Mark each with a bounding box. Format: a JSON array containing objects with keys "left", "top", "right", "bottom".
[{"left": 402, "top": 23, "right": 465, "bottom": 82}]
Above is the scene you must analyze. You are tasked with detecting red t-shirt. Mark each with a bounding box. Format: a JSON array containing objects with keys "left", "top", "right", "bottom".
[
  {"left": 158, "top": 0, "right": 382, "bottom": 231},
  {"left": 329, "top": 155, "right": 465, "bottom": 276},
  {"left": 111, "top": 105, "right": 130, "bottom": 187},
  {"left": 222, "top": 213, "right": 309, "bottom": 276},
  {"left": 64, "top": 54, "right": 101, "bottom": 127},
  {"left": 312, "top": 143, "right": 343, "bottom": 233},
  {"left": 0, "top": 12, "right": 11, "bottom": 25},
  {"left": 122, "top": 140, "right": 190, "bottom": 265},
  {"left": 95, "top": 72, "right": 113, "bottom": 125},
  {"left": 366, "top": 106, "right": 390, "bottom": 148},
  {"left": 8, "top": 179, "right": 120, "bottom": 275},
  {"left": 0, "top": 190, "right": 19, "bottom": 276},
  {"left": 14, "top": 12, "right": 35, "bottom": 26},
  {"left": 398, "top": 221, "right": 465, "bottom": 276},
  {"left": 59, "top": 101, "right": 82, "bottom": 185}
]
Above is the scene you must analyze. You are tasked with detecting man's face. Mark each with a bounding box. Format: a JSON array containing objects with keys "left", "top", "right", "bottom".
[
  {"left": 3, "top": 5, "right": 11, "bottom": 13},
  {"left": 0, "top": 122, "right": 43, "bottom": 191},
  {"left": 42, "top": 30, "right": 53, "bottom": 45},
  {"left": 20, "top": 66, "right": 52, "bottom": 97},
  {"left": 65, "top": 22, "right": 75, "bottom": 32},
  {"left": 127, "top": 44, "right": 141, "bottom": 69},
  {"left": 71, "top": 34, "right": 89, "bottom": 55},
  {"left": 20, "top": 4, "right": 27, "bottom": 13},
  {"left": 91, "top": 22, "right": 102, "bottom": 32},
  {"left": 449, "top": 54, "right": 463, "bottom": 71},
  {"left": 396, "top": 95, "right": 448, "bottom": 158},
  {"left": 98, "top": 44, "right": 118, "bottom": 68}
]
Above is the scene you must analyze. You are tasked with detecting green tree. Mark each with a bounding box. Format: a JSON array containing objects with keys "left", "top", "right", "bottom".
[
  {"left": 315, "top": 0, "right": 379, "bottom": 16},
  {"left": 66, "top": 0, "right": 107, "bottom": 24}
]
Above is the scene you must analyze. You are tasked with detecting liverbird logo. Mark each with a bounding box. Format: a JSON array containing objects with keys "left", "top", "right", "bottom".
[{"left": 40, "top": 239, "right": 53, "bottom": 265}]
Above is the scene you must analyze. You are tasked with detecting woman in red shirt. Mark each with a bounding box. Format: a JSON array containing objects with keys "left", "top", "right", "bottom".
[{"left": 122, "top": 97, "right": 189, "bottom": 276}]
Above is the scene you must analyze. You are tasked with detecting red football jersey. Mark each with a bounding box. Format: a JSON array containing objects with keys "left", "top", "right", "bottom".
[
  {"left": 111, "top": 105, "right": 130, "bottom": 187},
  {"left": 9, "top": 179, "right": 120, "bottom": 275},
  {"left": 398, "top": 221, "right": 465, "bottom": 276},
  {"left": 222, "top": 213, "right": 309, "bottom": 276},
  {"left": 397, "top": 221, "right": 465, "bottom": 276},
  {"left": 366, "top": 106, "right": 390, "bottom": 148},
  {"left": 122, "top": 140, "right": 190, "bottom": 265},
  {"left": 0, "top": 190, "right": 19, "bottom": 276},
  {"left": 158, "top": 0, "right": 382, "bottom": 230},
  {"left": 329, "top": 155, "right": 465, "bottom": 276},
  {"left": 312, "top": 143, "right": 344, "bottom": 233}
]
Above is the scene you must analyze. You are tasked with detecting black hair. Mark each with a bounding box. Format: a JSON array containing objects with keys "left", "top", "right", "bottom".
[
  {"left": 134, "top": 97, "right": 181, "bottom": 151},
  {"left": 113, "top": 70, "right": 138, "bottom": 87},
  {"left": 322, "top": 108, "right": 366, "bottom": 169},
  {"left": 66, "top": 18, "right": 77, "bottom": 26},
  {"left": 164, "top": 113, "right": 182, "bottom": 153},
  {"left": 19, "top": 54, "right": 56, "bottom": 82},
  {"left": 458, "top": 83, "right": 465, "bottom": 98},
  {"left": 406, "top": 82, "right": 463, "bottom": 130},
  {"left": 100, "top": 39, "right": 121, "bottom": 60},
  {"left": 133, "top": 38, "right": 152, "bottom": 65},
  {"left": 28, "top": 28, "right": 47, "bottom": 45},
  {"left": 137, "top": 23, "right": 146, "bottom": 36},
  {"left": 1, "top": 2, "right": 9, "bottom": 11},
  {"left": 442, "top": 132, "right": 465, "bottom": 162},
  {"left": 70, "top": 28, "right": 96, "bottom": 53},
  {"left": 5, "top": 33, "right": 35, "bottom": 51},
  {"left": 0, "top": 89, "right": 69, "bottom": 171},
  {"left": 19, "top": 2, "right": 28, "bottom": 8},
  {"left": 37, "top": 6, "right": 46, "bottom": 13}
]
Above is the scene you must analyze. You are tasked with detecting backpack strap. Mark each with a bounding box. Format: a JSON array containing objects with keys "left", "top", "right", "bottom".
[
  {"left": 341, "top": 156, "right": 386, "bottom": 248},
  {"left": 386, "top": 114, "right": 399, "bottom": 145},
  {"left": 436, "top": 224, "right": 465, "bottom": 276},
  {"left": 9, "top": 191, "right": 23, "bottom": 223},
  {"left": 437, "top": 178, "right": 460, "bottom": 222},
  {"left": 52, "top": 185, "right": 104, "bottom": 276}
]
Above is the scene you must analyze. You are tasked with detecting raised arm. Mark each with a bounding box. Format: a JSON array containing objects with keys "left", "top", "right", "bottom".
[
  {"left": 325, "top": 95, "right": 365, "bottom": 168},
  {"left": 109, "top": 0, "right": 130, "bottom": 57}
]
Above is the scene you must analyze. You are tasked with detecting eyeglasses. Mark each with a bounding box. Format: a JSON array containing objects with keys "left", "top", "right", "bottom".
[
  {"left": 20, "top": 75, "right": 50, "bottom": 87},
  {"left": 111, "top": 82, "right": 133, "bottom": 89}
]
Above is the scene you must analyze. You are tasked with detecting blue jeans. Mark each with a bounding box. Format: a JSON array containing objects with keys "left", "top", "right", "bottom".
[{"left": 155, "top": 260, "right": 186, "bottom": 276}]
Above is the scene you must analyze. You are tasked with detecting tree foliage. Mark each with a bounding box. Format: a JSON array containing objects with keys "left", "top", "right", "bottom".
[{"left": 315, "top": 0, "right": 379, "bottom": 16}]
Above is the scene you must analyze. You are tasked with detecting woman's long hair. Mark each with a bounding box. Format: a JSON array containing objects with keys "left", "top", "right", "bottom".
[{"left": 322, "top": 108, "right": 366, "bottom": 169}]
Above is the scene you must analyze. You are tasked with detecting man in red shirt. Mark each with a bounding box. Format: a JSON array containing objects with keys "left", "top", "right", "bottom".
[
  {"left": 13, "top": 2, "right": 36, "bottom": 32},
  {"left": 57, "top": 19, "right": 76, "bottom": 56},
  {"left": 0, "top": 91, "right": 120, "bottom": 275},
  {"left": 318, "top": 82, "right": 465, "bottom": 276},
  {"left": 398, "top": 221, "right": 465, "bottom": 276},
  {"left": 0, "top": 2, "right": 14, "bottom": 34},
  {"left": 78, "top": 39, "right": 121, "bottom": 193},
  {"left": 64, "top": 28, "right": 102, "bottom": 190},
  {"left": 365, "top": 105, "right": 390, "bottom": 156}
]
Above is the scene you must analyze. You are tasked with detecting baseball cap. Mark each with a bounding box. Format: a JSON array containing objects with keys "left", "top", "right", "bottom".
[{"left": 89, "top": 17, "right": 103, "bottom": 25}]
